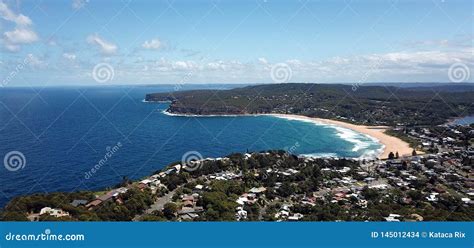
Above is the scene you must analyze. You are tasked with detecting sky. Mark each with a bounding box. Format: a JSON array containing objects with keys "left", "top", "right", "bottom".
[{"left": 0, "top": 0, "right": 473, "bottom": 86}]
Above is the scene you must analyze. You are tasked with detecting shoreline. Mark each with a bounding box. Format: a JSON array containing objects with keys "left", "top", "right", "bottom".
[
  {"left": 270, "top": 114, "right": 413, "bottom": 159},
  {"left": 161, "top": 109, "right": 414, "bottom": 159}
]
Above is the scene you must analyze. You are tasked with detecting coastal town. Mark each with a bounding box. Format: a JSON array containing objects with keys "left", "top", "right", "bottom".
[
  {"left": 2, "top": 120, "right": 472, "bottom": 222},
  {"left": 134, "top": 121, "right": 473, "bottom": 222},
  {"left": 1, "top": 0, "right": 472, "bottom": 246}
]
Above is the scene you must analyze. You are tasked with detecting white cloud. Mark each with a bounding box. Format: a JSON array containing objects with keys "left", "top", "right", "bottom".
[
  {"left": 4, "top": 28, "right": 38, "bottom": 44},
  {"left": 87, "top": 34, "right": 117, "bottom": 55},
  {"left": 0, "top": 1, "right": 38, "bottom": 51},
  {"left": 142, "top": 39, "right": 162, "bottom": 50},
  {"left": 47, "top": 39, "right": 57, "bottom": 46},
  {"left": 72, "top": 0, "right": 89, "bottom": 10},
  {"left": 62, "top": 53, "right": 76, "bottom": 60},
  {"left": 173, "top": 61, "right": 188, "bottom": 70},
  {"left": 258, "top": 57, "right": 268, "bottom": 64},
  {"left": 3, "top": 37, "right": 471, "bottom": 84},
  {"left": 27, "top": 53, "right": 48, "bottom": 69},
  {"left": 0, "top": 1, "right": 32, "bottom": 26},
  {"left": 125, "top": 48, "right": 472, "bottom": 83},
  {"left": 4, "top": 43, "right": 19, "bottom": 52}
]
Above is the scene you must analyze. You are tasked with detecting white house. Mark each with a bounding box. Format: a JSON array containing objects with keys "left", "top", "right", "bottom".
[{"left": 39, "top": 207, "right": 70, "bottom": 218}]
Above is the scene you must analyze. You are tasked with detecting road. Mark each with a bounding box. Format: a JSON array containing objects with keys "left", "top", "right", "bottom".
[{"left": 133, "top": 189, "right": 176, "bottom": 221}]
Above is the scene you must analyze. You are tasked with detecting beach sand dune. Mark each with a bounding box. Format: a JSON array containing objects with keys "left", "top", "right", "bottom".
[{"left": 271, "top": 114, "right": 415, "bottom": 159}]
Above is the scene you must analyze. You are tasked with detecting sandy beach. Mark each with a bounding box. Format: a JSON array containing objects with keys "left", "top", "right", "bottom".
[{"left": 270, "top": 114, "right": 414, "bottom": 159}]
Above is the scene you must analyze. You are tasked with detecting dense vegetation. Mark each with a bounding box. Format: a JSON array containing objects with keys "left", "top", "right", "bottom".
[
  {"left": 146, "top": 83, "right": 474, "bottom": 126},
  {"left": 0, "top": 188, "right": 154, "bottom": 221},
  {"left": 142, "top": 150, "right": 474, "bottom": 221},
  {"left": 2, "top": 149, "right": 472, "bottom": 221}
]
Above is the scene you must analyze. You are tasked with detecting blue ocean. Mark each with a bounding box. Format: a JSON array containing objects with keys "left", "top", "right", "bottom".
[{"left": 0, "top": 85, "right": 381, "bottom": 207}]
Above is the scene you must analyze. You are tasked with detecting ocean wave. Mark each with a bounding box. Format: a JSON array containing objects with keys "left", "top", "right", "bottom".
[
  {"left": 161, "top": 109, "right": 261, "bottom": 118},
  {"left": 300, "top": 152, "right": 339, "bottom": 158},
  {"left": 142, "top": 99, "right": 171, "bottom": 103},
  {"left": 327, "top": 126, "right": 383, "bottom": 159},
  {"left": 270, "top": 115, "right": 382, "bottom": 159},
  {"left": 358, "top": 145, "right": 384, "bottom": 160},
  {"left": 331, "top": 126, "right": 370, "bottom": 152},
  {"left": 162, "top": 111, "right": 383, "bottom": 159}
]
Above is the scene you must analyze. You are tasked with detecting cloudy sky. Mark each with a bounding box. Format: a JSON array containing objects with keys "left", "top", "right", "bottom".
[{"left": 0, "top": 0, "right": 472, "bottom": 86}]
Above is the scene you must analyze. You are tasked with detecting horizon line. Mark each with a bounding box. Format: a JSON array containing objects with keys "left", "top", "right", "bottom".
[{"left": 3, "top": 81, "right": 474, "bottom": 88}]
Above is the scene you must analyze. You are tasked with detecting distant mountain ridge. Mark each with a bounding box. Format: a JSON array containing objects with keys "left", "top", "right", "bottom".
[{"left": 361, "top": 83, "right": 474, "bottom": 92}]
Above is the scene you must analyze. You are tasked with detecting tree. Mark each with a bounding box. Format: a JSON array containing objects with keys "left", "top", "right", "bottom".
[
  {"left": 361, "top": 187, "right": 380, "bottom": 202},
  {"left": 388, "top": 152, "right": 395, "bottom": 160},
  {"left": 1, "top": 211, "right": 28, "bottom": 221},
  {"left": 114, "top": 176, "right": 132, "bottom": 188},
  {"left": 395, "top": 152, "right": 399, "bottom": 159},
  {"left": 406, "top": 190, "right": 423, "bottom": 201},
  {"left": 140, "top": 214, "right": 166, "bottom": 221},
  {"left": 277, "top": 182, "right": 294, "bottom": 198},
  {"left": 412, "top": 149, "right": 417, "bottom": 156},
  {"left": 163, "top": 203, "right": 178, "bottom": 220},
  {"left": 201, "top": 192, "right": 237, "bottom": 220},
  {"left": 402, "top": 161, "right": 408, "bottom": 170}
]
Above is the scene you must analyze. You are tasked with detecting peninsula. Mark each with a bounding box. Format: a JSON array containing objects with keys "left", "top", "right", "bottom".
[{"left": 145, "top": 83, "right": 474, "bottom": 126}]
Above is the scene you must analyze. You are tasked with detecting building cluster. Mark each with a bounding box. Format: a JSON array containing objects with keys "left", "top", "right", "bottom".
[
  {"left": 177, "top": 192, "right": 204, "bottom": 221},
  {"left": 84, "top": 187, "right": 129, "bottom": 210},
  {"left": 27, "top": 207, "right": 70, "bottom": 221},
  {"left": 27, "top": 123, "right": 469, "bottom": 222}
]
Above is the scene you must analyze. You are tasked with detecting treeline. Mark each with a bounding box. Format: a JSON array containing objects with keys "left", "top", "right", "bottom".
[
  {"left": 146, "top": 83, "right": 474, "bottom": 126},
  {"left": 0, "top": 188, "right": 154, "bottom": 221},
  {"left": 2, "top": 150, "right": 473, "bottom": 221}
]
